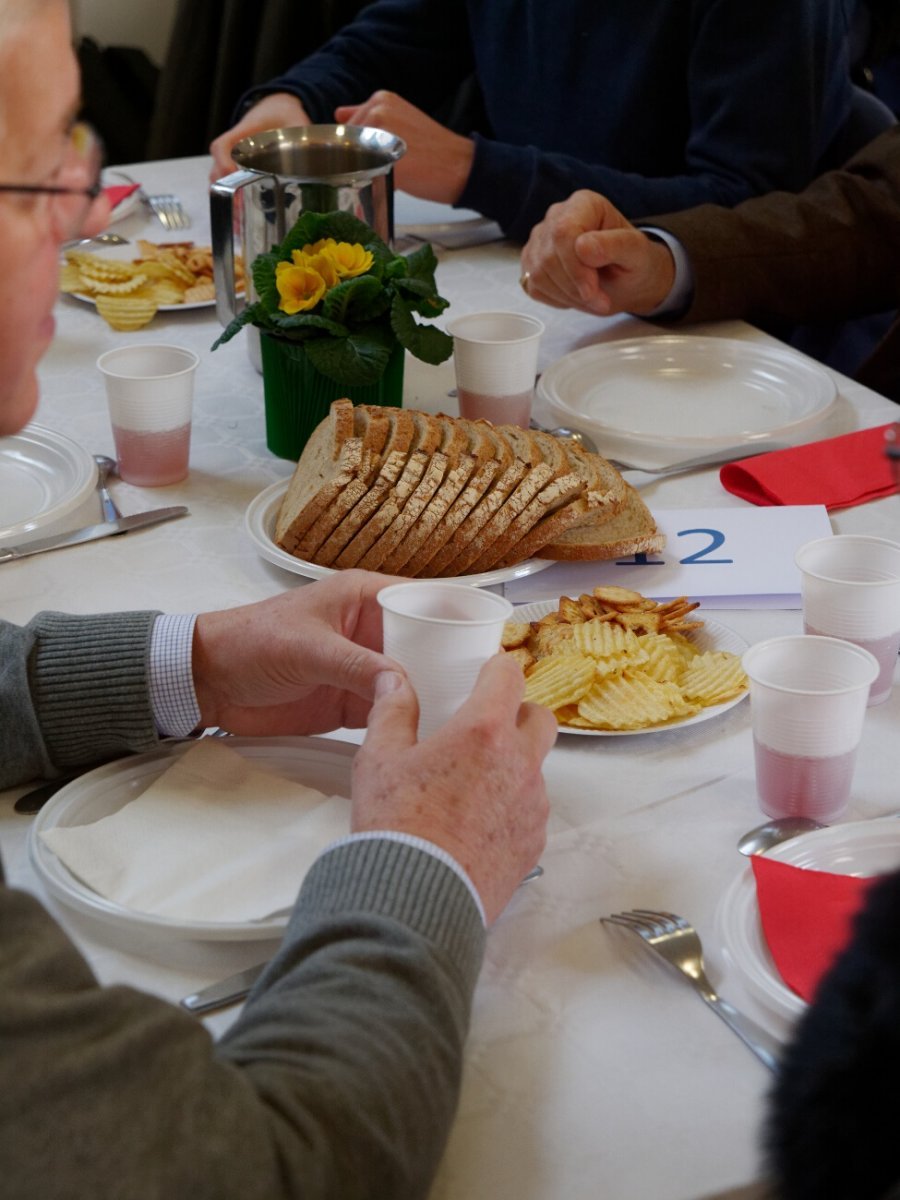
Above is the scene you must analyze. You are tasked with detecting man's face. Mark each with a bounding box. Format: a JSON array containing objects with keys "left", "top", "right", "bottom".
[{"left": 0, "top": 1, "right": 104, "bottom": 435}]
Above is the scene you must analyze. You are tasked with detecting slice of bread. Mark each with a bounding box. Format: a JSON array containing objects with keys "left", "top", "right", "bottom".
[
  {"left": 438, "top": 427, "right": 566, "bottom": 576},
  {"left": 274, "top": 398, "right": 364, "bottom": 553},
  {"left": 490, "top": 443, "right": 629, "bottom": 569},
  {"left": 335, "top": 411, "right": 443, "bottom": 569},
  {"left": 356, "top": 414, "right": 468, "bottom": 571},
  {"left": 537, "top": 483, "right": 666, "bottom": 560},
  {"left": 422, "top": 433, "right": 529, "bottom": 577},
  {"left": 409, "top": 422, "right": 511, "bottom": 576},
  {"left": 385, "top": 417, "right": 498, "bottom": 575},
  {"left": 290, "top": 405, "right": 393, "bottom": 560},
  {"left": 313, "top": 407, "right": 418, "bottom": 566}
]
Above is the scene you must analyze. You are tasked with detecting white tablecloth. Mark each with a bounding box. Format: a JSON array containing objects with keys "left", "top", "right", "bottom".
[{"left": 2, "top": 155, "right": 899, "bottom": 1200}]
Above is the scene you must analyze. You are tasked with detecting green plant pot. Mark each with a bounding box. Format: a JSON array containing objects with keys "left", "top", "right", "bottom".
[{"left": 260, "top": 334, "right": 405, "bottom": 460}]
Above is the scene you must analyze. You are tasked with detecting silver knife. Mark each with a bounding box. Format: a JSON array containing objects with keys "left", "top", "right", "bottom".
[
  {"left": 0, "top": 507, "right": 188, "bottom": 562},
  {"left": 181, "top": 960, "right": 269, "bottom": 1015},
  {"left": 177, "top": 867, "right": 544, "bottom": 1016}
]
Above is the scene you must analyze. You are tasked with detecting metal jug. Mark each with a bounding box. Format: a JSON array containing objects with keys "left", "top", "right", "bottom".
[{"left": 211, "top": 124, "right": 406, "bottom": 370}]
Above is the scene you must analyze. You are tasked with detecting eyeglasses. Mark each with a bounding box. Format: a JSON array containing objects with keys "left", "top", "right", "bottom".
[{"left": 0, "top": 122, "right": 103, "bottom": 241}]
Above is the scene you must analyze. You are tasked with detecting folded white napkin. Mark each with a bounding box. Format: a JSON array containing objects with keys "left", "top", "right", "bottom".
[{"left": 40, "top": 739, "right": 351, "bottom": 924}]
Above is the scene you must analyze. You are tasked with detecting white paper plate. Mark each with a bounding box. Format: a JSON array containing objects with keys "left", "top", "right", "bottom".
[
  {"left": 244, "top": 480, "right": 556, "bottom": 589},
  {"left": 393, "top": 192, "right": 502, "bottom": 248},
  {"left": 512, "top": 600, "right": 748, "bottom": 735},
  {"left": 0, "top": 424, "right": 97, "bottom": 541},
  {"left": 537, "top": 335, "right": 838, "bottom": 471},
  {"left": 29, "top": 736, "right": 357, "bottom": 941},
  {"left": 715, "top": 816, "right": 900, "bottom": 1022},
  {"left": 65, "top": 241, "right": 222, "bottom": 312}
]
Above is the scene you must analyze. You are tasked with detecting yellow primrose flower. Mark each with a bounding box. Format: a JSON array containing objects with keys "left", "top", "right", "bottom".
[
  {"left": 328, "top": 241, "right": 374, "bottom": 278},
  {"left": 301, "top": 238, "right": 338, "bottom": 257},
  {"left": 299, "top": 251, "right": 339, "bottom": 290},
  {"left": 276, "top": 260, "right": 326, "bottom": 314}
]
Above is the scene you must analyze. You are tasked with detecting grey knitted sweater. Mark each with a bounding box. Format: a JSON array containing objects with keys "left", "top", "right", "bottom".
[{"left": 0, "top": 612, "right": 484, "bottom": 1199}]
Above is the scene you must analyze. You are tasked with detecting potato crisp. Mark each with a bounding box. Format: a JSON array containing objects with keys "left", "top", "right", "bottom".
[
  {"left": 60, "top": 241, "right": 244, "bottom": 331},
  {"left": 504, "top": 586, "right": 748, "bottom": 731}
]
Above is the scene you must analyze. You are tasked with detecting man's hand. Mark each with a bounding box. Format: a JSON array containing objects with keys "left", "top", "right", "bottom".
[
  {"left": 209, "top": 92, "right": 311, "bottom": 181},
  {"left": 521, "top": 189, "right": 676, "bottom": 316},
  {"left": 191, "top": 571, "right": 403, "bottom": 735},
  {"left": 352, "top": 655, "right": 557, "bottom": 924},
  {"left": 335, "top": 91, "right": 475, "bottom": 205}
]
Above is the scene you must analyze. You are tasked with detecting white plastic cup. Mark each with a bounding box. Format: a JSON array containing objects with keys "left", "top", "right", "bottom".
[
  {"left": 378, "top": 581, "right": 513, "bottom": 738},
  {"left": 795, "top": 534, "right": 900, "bottom": 706},
  {"left": 97, "top": 344, "right": 199, "bottom": 486},
  {"left": 446, "top": 311, "right": 544, "bottom": 429},
  {"left": 742, "top": 635, "right": 879, "bottom": 822}
]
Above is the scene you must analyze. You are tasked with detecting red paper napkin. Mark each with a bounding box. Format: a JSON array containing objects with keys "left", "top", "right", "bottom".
[
  {"left": 751, "top": 855, "right": 881, "bottom": 1002},
  {"left": 102, "top": 183, "right": 140, "bottom": 210},
  {"left": 720, "top": 424, "right": 899, "bottom": 510}
]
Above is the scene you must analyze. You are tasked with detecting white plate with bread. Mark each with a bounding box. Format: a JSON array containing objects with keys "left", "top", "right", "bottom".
[
  {"left": 537, "top": 335, "right": 838, "bottom": 472},
  {"left": 245, "top": 480, "right": 556, "bottom": 587},
  {"left": 250, "top": 399, "right": 665, "bottom": 583}
]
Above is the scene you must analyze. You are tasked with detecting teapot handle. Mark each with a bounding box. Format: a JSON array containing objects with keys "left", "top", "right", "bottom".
[{"left": 211, "top": 169, "right": 262, "bottom": 329}]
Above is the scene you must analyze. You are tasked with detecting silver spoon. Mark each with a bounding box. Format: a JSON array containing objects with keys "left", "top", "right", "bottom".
[
  {"left": 737, "top": 816, "right": 827, "bottom": 857},
  {"left": 93, "top": 455, "right": 122, "bottom": 523},
  {"left": 529, "top": 418, "right": 600, "bottom": 454}
]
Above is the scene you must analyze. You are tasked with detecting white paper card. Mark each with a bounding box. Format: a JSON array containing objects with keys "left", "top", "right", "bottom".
[{"left": 505, "top": 505, "right": 832, "bottom": 608}]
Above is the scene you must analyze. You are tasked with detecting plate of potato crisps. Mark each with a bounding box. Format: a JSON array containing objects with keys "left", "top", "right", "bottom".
[
  {"left": 59, "top": 240, "right": 244, "bottom": 332},
  {"left": 503, "top": 586, "right": 749, "bottom": 734}
]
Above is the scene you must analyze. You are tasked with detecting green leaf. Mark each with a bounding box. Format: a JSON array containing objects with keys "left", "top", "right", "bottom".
[
  {"left": 211, "top": 304, "right": 260, "bottom": 350},
  {"left": 393, "top": 276, "right": 451, "bottom": 317},
  {"left": 270, "top": 311, "right": 349, "bottom": 338},
  {"left": 304, "top": 326, "right": 393, "bottom": 386},
  {"left": 277, "top": 210, "right": 391, "bottom": 259},
  {"left": 402, "top": 241, "right": 440, "bottom": 285},
  {"left": 322, "top": 274, "right": 389, "bottom": 325},
  {"left": 390, "top": 295, "right": 454, "bottom": 365}
]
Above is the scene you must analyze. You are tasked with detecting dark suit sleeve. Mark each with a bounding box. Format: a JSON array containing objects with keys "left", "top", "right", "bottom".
[{"left": 647, "top": 127, "right": 900, "bottom": 329}]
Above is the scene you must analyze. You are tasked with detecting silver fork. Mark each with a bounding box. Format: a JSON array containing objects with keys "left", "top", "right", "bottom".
[
  {"left": 602, "top": 908, "right": 782, "bottom": 1072},
  {"left": 109, "top": 170, "right": 191, "bottom": 230},
  {"left": 145, "top": 192, "right": 191, "bottom": 231}
]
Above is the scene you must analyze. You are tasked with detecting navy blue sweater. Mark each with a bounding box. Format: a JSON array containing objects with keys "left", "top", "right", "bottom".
[{"left": 254, "top": 0, "right": 856, "bottom": 241}]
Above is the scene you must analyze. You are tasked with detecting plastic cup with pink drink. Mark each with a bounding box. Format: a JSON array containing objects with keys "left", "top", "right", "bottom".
[
  {"left": 742, "top": 635, "right": 878, "bottom": 823},
  {"left": 378, "top": 581, "right": 513, "bottom": 739},
  {"left": 795, "top": 534, "right": 900, "bottom": 706},
  {"left": 446, "top": 311, "right": 544, "bottom": 429},
  {"left": 97, "top": 344, "right": 199, "bottom": 486}
]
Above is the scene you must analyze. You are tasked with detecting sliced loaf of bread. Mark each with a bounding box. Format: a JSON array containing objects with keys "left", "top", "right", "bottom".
[
  {"left": 536, "top": 482, "right": 665, "bottom": 560},
  {"left": 274, "top": 399, "right": 365, "bottom": 554},
  {"left": 409, "top": 422, "right": 511, "bottom": 577},
  {"left": 355, "top": 414, "right": 469, "bottom": 571},
  {"left": 422, "top": 428, "right": 530, "bottom": 577},
  {"left": 313, "top": 407, "right": 418, "bottom": 566},
  {"left": 490, "top": 442, "right": 628, "bottom": 569},
  {"left": 384, "top": 418, "right": 498, "bottom": 575},
  {"left": 437, "top": 427, "right": 567, "bottom": 576},
  {"left": 290, "top": 404, "right": 394, "bottom": 560},
  {"left": 335, "top": 411, "right": 443, "bottom": 569}
]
